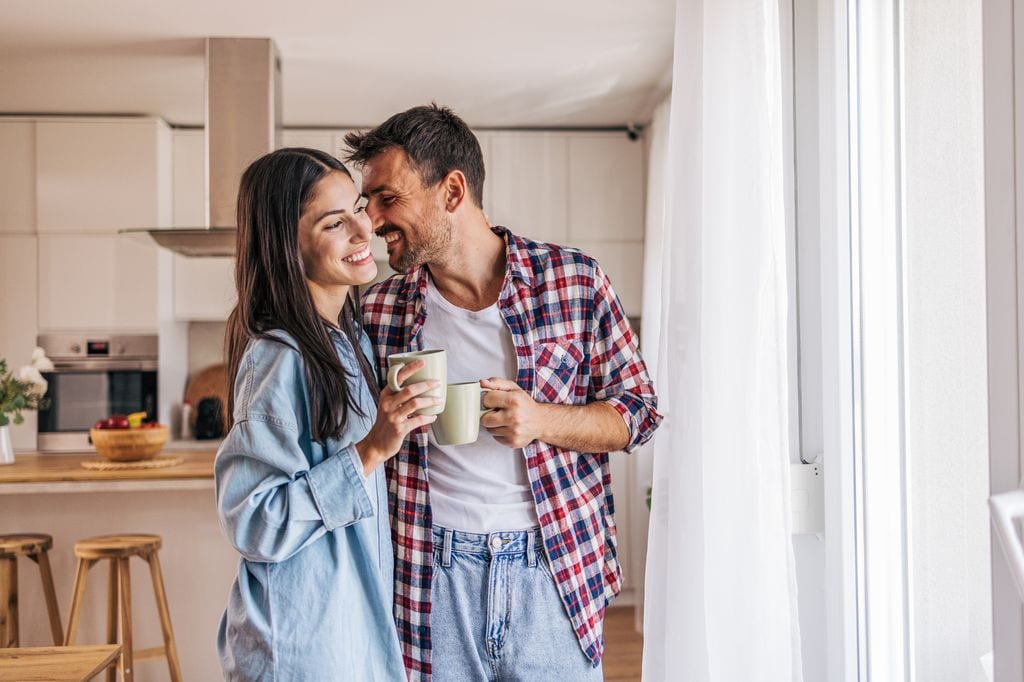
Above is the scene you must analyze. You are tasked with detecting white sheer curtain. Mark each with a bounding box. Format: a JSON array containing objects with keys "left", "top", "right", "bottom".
[{"left": 641, "top": 0, "right": 802, "bottom": 680}]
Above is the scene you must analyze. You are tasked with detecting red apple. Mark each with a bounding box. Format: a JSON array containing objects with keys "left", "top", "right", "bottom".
[
  {"left": 93, "top": 419, "right": 108, "bottom": 430},
  {"left": 141, "top": 422, "right": 161, "bottom": 429},
  {"left": 106, "top": 415, "right": 129, "bottom": 429}
]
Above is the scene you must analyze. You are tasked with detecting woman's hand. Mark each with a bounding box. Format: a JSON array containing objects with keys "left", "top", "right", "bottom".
[{"left": 355, "top": 359, "right": 440, "bottom": 475}]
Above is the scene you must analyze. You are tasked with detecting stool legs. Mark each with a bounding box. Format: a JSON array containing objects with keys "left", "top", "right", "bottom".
[
  {"left": 118, "top": 558, "right": 134, "bottom": 682},
  {"left": 64, "top": 557, "right": 95, "bottom": 645},
  {"left": 31, "top": 549, "right": 63, "bottom": 645},
  {"left": 65, "top": 552, "right": 180, "bottom": 682},
  {"left": 0, "top": 557, "right": 16, "bottom": 647},
  {"left": 145, "top": 551, "right": 181, "bottom": 681},
  {"left": 106, "top": 561, "right": 119, "bottom": 682}
]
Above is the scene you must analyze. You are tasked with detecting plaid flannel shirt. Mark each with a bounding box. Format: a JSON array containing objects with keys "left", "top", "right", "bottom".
[{"left": 361, "top": 228, "right": 662, "bottom": 679}]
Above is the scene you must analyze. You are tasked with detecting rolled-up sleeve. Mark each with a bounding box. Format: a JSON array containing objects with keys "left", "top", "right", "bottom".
[
  {"left": 215, "top": 419, "right": 374, "bottom": 563},
  {"left": 214, "top": 341, "right": 375, "bottom": 563},
  {"left": 588, "top": 263, "right": 663, "bottom": 452}
]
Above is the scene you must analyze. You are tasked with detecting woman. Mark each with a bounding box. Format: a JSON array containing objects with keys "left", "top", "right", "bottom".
[{"left": 215, "top": 148, "right": 438, "bottom": 680}]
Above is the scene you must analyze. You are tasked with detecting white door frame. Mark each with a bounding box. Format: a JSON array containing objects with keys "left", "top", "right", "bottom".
[
  {"left": 983, "top": 0, "right": 1024, "bottom": 679},
  {"left": 819, "top": 0, "right": 861, "bottom": 678}
]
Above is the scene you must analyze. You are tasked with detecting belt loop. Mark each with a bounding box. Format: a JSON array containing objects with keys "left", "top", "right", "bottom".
[
  {"left": 526, "top": 531, "right": 537, "bottom": 567},
  {"left": 442, "top": 528, "right": 453, "bottom": 568}
]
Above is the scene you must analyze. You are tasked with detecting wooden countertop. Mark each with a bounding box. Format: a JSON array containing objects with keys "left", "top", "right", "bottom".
[{"left": 0, "top": 449, "right": 216, "bottom": 495}]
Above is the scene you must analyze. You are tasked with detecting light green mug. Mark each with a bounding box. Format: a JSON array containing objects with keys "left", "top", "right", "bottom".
[
  {"left": 386, "top": 349, "right": 447, "bottom": 416},
  {"left": 432, "top": 381, "right": 494, "bottom": 446}
]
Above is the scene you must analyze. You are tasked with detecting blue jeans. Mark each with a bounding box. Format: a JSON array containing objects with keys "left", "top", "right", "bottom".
[{"left": 429, "top": 526, "right": 603, "bottom": 681}]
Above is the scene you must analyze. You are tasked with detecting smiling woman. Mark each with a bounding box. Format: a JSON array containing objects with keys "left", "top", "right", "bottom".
[
  {"left": 296, "top": 167, "right": 378, "bottom": 309},
  {"left": 213, "top": 146, "right": 441, "bottom": 680}
]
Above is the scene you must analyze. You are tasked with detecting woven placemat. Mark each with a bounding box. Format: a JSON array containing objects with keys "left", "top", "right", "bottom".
[{"left": 81, "top": 455, "right": 185, "bottom": 471}]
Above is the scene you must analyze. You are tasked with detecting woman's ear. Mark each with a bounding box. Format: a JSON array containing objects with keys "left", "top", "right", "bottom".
[{"left": 443, "top": 170, "right": 468, "bottom": 212}]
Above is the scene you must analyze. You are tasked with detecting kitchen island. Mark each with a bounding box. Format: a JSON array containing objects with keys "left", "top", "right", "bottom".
[
  {"left": 0, "top": 446, "right": 235, "bottom": 681},
  {"left": 0, "top": 450, "right": 215, "bottom": 494}
]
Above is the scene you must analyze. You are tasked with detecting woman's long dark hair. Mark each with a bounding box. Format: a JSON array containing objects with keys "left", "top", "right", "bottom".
[{"left": 226, "top": 147, "right": 380, "bottom": 442}]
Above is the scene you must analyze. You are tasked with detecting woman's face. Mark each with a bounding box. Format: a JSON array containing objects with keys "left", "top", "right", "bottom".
[{"left": 298, "top": 170, "right": 378, "bottom": 289}]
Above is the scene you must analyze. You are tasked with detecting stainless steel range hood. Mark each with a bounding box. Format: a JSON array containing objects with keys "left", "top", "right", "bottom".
[{"left": 126, "top": 38, "right": 280, "bottom": 257}]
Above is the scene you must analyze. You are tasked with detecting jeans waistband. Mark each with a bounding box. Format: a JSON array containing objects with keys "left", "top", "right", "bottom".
[{"left": 431, "top": 525, "right": 543, "bottom": 556}]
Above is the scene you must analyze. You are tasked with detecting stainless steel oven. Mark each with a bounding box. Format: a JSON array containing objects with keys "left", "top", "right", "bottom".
[{"left": 36, "top": 333, "right": 158, "bottom": 451}]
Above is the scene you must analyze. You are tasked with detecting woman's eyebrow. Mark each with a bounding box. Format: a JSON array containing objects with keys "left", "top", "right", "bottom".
[{"left": 315, "top": 208, "right": 348, "bottom": 222}]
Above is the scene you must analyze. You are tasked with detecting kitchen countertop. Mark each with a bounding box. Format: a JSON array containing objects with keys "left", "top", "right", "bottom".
[{"left": 0, "top": 449, "right": 217, "bottom": 495}]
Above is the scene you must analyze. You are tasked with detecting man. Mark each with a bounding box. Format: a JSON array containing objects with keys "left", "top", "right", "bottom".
[{"left": 347, "top": 104, "right": 661, "bottom": 681}]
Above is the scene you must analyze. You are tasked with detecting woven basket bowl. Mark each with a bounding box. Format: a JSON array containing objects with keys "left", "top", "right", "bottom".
[{"left": 89, "top": 425, "right": 169, "bottom": 462}]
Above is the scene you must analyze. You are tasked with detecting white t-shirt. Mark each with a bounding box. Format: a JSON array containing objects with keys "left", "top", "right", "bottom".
[{"left": 421, "top": 276, "right": 540, "bottom": 533}]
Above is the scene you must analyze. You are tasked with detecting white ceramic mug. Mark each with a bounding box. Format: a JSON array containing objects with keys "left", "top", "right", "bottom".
[
  {"left": 432, "top": 381, "right": 494, "bottom": 446},
  {"left": 386, "top": 349, "right": 447, "bottom": 416}
]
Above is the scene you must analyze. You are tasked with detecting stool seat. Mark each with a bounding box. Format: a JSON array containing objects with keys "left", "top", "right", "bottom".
[
  {"left": 0, "top": 534, "right": 53, "bottom": 559},
  {"left": 73, "top": 535, "right": 162, "bottom": 560}
]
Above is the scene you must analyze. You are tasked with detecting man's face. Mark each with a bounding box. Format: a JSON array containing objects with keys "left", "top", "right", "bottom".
[{"left": 360, "top": 147, "right": 453, "bottom": 273}]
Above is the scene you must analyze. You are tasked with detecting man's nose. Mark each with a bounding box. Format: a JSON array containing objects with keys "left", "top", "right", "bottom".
[{"left": 366, "top": 202, "right": 385, "bottom": 231}]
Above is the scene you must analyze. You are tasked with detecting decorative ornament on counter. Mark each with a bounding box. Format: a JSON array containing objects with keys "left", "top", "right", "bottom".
[
  {"left": 195, "top": 397, "right": 225, "bottom": 440},
  {"left": 0, "top": 347, "right": 54, "bottom": 465}
]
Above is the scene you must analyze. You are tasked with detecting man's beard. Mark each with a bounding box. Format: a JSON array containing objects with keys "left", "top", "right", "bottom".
[{"left": 393, "top": 205, "right": 454, "bottom": 273}]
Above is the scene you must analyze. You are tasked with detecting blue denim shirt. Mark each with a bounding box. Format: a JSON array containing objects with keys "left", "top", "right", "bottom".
[{"left": 215, "top": 328, "right": 404, "bottom": 681}]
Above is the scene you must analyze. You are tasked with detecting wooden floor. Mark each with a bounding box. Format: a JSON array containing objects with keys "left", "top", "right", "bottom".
[{"left": 603, "top": 606, "right": 643, "bottom": 681}]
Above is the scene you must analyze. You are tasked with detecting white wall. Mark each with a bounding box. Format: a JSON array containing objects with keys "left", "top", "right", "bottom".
[{"left": 903, "top": 1, "right": 992, "bottom": 679}]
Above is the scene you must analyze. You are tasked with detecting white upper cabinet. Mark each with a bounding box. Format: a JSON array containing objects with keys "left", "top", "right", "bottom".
[
  {"left": 35, "top": 119, "right": 172, "bottom": 233},
  {"left": 172, "top": 129, "right": 205, "bottom": 227},
  {"left": 173, "top": 255, "right": 235, "bottom": 321},
  {"left": 484, "top": 132, "right": 569, "bottom": 244},
  {"left": 279, "top": 130, "right": 335, "bottom": 154},
  {"left": 172, "top": 129, "right": 234, "bottom": 321},
  {"left": 570, "top": 241, "right": 645, "bottom": 317},
  {"left": 0, "top": 121, "right": 36, "bottom": 233},
  {"left": 567, "top": 134, "right": 645, "bottom": 242},
  {"left": 0, "top": 235, "right": 38, "bottom": 449},
  {"left": 38, "top": 234, "right": 159, "bottom": 331}
]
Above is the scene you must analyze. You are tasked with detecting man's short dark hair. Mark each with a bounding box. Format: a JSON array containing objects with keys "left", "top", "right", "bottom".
[{"left": 344, "top": 103, "right": 485, "bottom": 208}]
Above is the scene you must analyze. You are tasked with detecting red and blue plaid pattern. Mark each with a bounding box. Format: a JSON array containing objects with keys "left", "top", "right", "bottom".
[{"left": 361, "top": 228, "right": 661, "bottom": 679}]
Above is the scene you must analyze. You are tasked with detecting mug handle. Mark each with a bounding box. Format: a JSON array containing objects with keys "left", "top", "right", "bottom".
[
  {"left": 387, "top": 364, "right": 404, "bottom": 393},
  {"left": 480, "top": 387, "right": 495, "bottom": 415}
]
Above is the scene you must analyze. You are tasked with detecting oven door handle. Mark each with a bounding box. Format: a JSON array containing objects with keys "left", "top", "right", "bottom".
[{"left": 49, "top": 360, "right": 158, "bottom": 372}]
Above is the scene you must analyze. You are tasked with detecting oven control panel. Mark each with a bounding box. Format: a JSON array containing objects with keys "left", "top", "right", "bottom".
[{"left": 37, "top": 333, "right": 159, "bottom": 362}]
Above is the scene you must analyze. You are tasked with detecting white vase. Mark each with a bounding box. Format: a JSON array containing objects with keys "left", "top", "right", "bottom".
[{"left": 0, "top": 425, "right": 14, "bottom": 465}]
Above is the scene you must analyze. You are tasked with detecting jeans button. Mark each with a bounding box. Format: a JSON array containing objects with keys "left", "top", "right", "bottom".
[{"left": 489, "top": 536, "right": 502, "bottom": 551}]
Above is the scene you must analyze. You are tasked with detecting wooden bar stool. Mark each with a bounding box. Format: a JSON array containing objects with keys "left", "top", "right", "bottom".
[
  {"left": 0, "top": 534, "right": 63, "bottom": 648},
  {"left": 64, "top": 534, "right": 181, "bottom": 682}
]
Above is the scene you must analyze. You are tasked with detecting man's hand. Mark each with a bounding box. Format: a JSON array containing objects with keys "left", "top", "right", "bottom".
[
  {"left": 480, "top": 377, "right": 546, "bottom": 448},
  {"left": 480, "top": 377, "right": 631, "bottom": 453}
]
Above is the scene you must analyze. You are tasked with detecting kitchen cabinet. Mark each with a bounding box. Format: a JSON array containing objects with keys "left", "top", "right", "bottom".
[
  {"left": 173, "top": 256, "right": 235, "bottom": 321},
  {"left": 171, "top": 130, "right": 234, "bottom": 320},
  {"left": 38, "top": 234, "right": 159, "bottom": 331},
  {"left": 567, "top": 134, "right": 645, "bottom": 242},
  {"left": 35, "top": 118, "right": 172, "bottom": 233},
  {"left": 0, "top": 235, "right": 39, "bottom": 450},
  {"left": 279, "top": 130, "right": 335, "bottom": 155},
  {"left": 484, "top": 132, "right": 569, "bottom": 244},
  {"left": 280, "top": 128, "right": 366, "bottom": 185},
  {"left": 570, "top": 241, "right": 645, "bottom": 317},
  {"left": 0, "top": 121, "right": 36, "bottom": 233},
  {"left": 172, "top": 129, "right": 205, "bottom": 228}
]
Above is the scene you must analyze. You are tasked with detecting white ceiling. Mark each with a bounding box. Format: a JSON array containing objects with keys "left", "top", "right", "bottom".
[{"left": 0, "top": 1, "right": 675, "bottom": 128}]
